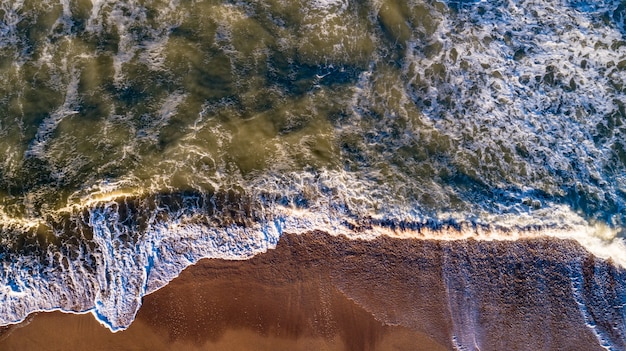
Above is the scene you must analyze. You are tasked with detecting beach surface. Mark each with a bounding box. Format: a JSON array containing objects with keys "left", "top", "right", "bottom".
[{"left": 1, "top": 231, "right": 623, "bottom": 351}]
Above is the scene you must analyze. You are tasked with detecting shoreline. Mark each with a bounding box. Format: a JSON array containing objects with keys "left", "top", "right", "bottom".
[{"left": 1, "top": 231, "right": 625, "bottom": 350}]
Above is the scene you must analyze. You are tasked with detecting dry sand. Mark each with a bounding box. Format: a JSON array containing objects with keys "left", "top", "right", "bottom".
[{"left": 1, "top": 231, "right": 623, "bottom": 350}]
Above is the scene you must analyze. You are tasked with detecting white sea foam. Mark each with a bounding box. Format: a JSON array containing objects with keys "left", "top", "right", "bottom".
[
  {"left": 0, "top": 0, "right": 25, "bottom": 49},
  {"left": 0, "top": 166, "right": 624, "bottom": 332},
  {"left": 25, "top": 69, "right": 80, "bottom": 159},
  {"left": 349, "top": 0, "right": 626, "bottom": 228},
  {"left": 310, "top": 0, "right": 348, "bottom": 11}
]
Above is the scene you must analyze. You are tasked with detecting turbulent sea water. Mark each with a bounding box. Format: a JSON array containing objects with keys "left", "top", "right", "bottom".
[{"left": 0, "top": 0, "right": 626, "bottom": 344}]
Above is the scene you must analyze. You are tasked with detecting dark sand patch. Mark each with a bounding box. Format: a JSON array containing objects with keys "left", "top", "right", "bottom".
[{"left": 1, "top": 231, "right": 624, "bottom": 350}]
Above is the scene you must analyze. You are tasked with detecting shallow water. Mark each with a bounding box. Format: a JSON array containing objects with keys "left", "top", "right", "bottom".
[{"left": 0, "top": 0, "right": 625, "bottom": 344}]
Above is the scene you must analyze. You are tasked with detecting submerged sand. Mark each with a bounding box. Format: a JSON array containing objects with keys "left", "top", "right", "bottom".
[{"left": 1, "top": 231, "right": 624, "bottom": 351}]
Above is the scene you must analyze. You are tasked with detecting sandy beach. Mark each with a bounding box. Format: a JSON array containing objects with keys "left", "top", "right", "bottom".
[{"left": 1, "top": 231, "right": 623, "bottom": 351}]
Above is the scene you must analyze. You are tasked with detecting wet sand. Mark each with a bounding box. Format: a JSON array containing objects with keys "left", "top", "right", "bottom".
[{"left": 1, "top": 231, "right": 624, "bottom": 350}]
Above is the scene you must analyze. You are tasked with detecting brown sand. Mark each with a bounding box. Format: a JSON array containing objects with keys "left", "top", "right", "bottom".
[{"left": 0, "top": 231, "right": 622, "bottom": 350}]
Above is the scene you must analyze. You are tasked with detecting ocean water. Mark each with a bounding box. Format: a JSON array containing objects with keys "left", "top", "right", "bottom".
[{"left": 0, "top": 0, "right": 625, "bottom": 342}]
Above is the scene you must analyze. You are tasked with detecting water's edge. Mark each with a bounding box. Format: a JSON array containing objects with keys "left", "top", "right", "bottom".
[{"left": 3, "top": 231, "right": 625, "bottom": 351}]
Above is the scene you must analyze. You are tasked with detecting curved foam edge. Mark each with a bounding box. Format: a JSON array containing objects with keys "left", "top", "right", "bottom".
[{"left": 1, "top": 201, "right": 624, "bottom": 333}]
